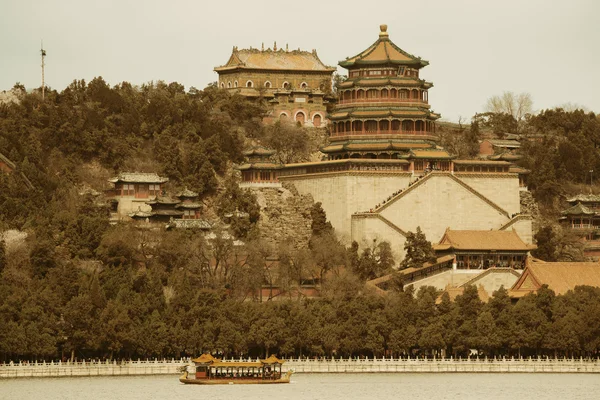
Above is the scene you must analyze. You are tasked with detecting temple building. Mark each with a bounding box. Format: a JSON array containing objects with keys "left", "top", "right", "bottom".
[
  {"left": 326, "top": 24, "right": 440, "bottom": 160},
  {"left": 105, "top": 172, "right": 168, "bottom": 219},
  {"left": 238, "top": 25, "right": 533, "bottom": 260},
  {"left": 214, "top": 44, "right": 336, "bottom": 126},
  {"left": 129, "top": 188, "right": 206, "bottom": 226},
  {"left": 559, "top": 194, "right": 600, "bottom": 258},
  {"left": 433, "top": 229, "right": 535, "bottom": 270}
]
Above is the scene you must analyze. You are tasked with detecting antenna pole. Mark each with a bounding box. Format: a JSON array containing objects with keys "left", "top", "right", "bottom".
[{"left": 41, "top": 41, "right": 46, "bottom": 101}]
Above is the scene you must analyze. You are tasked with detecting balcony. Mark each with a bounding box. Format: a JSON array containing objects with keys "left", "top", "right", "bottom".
[{"left": 337, "top": 98, "right": 428, "bottom": 107}]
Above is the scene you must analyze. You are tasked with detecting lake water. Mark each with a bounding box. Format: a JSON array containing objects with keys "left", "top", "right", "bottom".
[{"left": 1, "top": 373, "right": 599, "bottom": 400}]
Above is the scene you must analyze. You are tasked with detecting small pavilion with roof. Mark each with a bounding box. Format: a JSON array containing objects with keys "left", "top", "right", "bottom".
[{"left": 559, "top": 194, "right": 600, "bottom": 257}]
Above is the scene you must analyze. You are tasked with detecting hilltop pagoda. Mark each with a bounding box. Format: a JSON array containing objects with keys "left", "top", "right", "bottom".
[{"left": 324, "top": 24, "right": 441, "bottom": 161}]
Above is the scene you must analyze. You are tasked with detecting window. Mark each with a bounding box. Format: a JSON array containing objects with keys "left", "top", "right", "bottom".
[
  {"left": 227, "top": 81, "right": 232, "bottom": 88},
  {"left": 246, "top": 80, "right": 253, "bottom": 88},
  {"left": 300, "top": 82, "right": 308, "bottom": 89},
  {"left": 260, "top": 171, "right": 271, "bottom": 181},
  {"left": 220, "top": 82, "right": 225, "bottom": 89},
  {"left": 234, "top": 81, "right": 238, "bottom": 88},
  {"left": 398, "top": 67, "right": 405, "bottom": 76},
  {"left": 264, "top": 81, "right": 271, "bottom": 88},
  {"left": 122, "top": 184, "right": 135, "bottom": 196},
  {"left": 282, "top": 81, "right": 290, "bottom": 89},
  {"left": 149, "top": 184, "right": 160, "bottom": 196},
  {"left": 368, "top": 70, "right": 382, "bottom": 76},
  {"left": 183, "top": 210, "right": 197, "bottom": 219}
]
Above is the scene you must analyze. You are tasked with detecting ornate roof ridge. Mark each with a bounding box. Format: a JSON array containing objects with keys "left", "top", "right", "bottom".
[
  {"left": 339, "top": 25, "right": 428, "bottom": 68},
  {"left": 216, "top": 45, "right": 336, "bottom": 71}
]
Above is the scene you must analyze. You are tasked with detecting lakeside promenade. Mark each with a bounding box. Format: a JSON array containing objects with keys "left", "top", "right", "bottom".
[{"left": 1, "top": 356, "right": 600, "bottom": 378}]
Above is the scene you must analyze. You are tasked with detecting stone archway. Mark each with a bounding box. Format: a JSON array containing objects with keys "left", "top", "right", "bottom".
[{"left": 295, "top": 111, "right": 306, "bottom": 124}]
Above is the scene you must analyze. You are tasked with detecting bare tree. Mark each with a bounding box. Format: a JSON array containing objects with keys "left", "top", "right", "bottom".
[{"left": 485, "top": 91, "right": 533, "bottom": 132}]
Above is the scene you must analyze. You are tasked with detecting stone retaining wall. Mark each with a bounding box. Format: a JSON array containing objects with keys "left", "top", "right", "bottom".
[{"left": 2, "top": 357, "right": 599, "bottom": 379}]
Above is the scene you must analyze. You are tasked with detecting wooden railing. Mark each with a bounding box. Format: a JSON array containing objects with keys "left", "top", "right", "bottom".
[
  {"left": 331, "top": 130, "right": 432, "bottom": 137},
  {"left": 338, "top": 98, "right": 428, "bottom": 105}
]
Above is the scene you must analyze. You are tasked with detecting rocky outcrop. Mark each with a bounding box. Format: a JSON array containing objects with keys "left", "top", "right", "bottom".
[
  {"left": 251, "top": 182, "right": 313, "bottom": 250},
  {"left": 520, "top": 190, "right": 541, "bottom": 232}
]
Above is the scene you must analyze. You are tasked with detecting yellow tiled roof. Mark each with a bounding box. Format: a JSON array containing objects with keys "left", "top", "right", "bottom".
[
  {"left": 453, "top": 160, "right": 512, "bottom": 165},
  {"left": 215, "top": 48, "right": 335, "bottom": 72},
  {"left": 411, "top": 150, "right": 452, "bottom": 158},
  {"left": 441, "top": 285, "right": 491, "bottom": 303},
  {"left": 435, "top": 229, "right": 533, "bottom": 251},
  {"left": 340, "top": 25, "right": 428, "bottom": 68},
  {"left": 513, "top": 262, "right": 600, "bottom": 295}
]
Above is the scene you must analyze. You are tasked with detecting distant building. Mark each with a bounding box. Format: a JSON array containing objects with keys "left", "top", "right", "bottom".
[
  {"left": 214, "top": 44, "right": 336, "bottom": 126},
  {"left": 559, "top": 194, "right": 600, "bottom": 258},
  {"left": 479, "top": 139, "right": 521, "bottom": 158},
  {"left": 130, "top": 189, "right": 205, "bottom": 224},
  {"left": 105, "top": 172, "right": 168, "bottom": 218}
]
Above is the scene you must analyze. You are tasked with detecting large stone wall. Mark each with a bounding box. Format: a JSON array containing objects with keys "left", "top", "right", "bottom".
[
  {"left": 285, "top": 170, "right": 530, "bottom": 261},
  {"left": 455, "top": 174, "right": 521, "bottom": 215},
  {"left": 280, "top": 172, "right": 411, "bottom": 242}
]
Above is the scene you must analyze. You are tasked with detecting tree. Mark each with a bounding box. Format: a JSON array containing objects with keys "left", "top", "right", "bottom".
[
  {"left": 310, "top": 202, "right": 333, "bottom": 236},
  {"left": 262, "top": 121, "right": 311, "bottom": 164},
  {"left": 400, "top": 227, "right": 436, "bottom": 270},
  {"left": 352, "top": 239, "right": 395, "bottom": 281},
  {"left": 533, "top": 225, "right": 559, "bottom": 262},
  {"left": 0, "top": 240, "right": 6, "bottom": 274},
  {"left": 485, "top": 91, "right": 533, "bottom": 133}
]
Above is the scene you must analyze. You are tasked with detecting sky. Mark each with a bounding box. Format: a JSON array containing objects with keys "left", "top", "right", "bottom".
[{"left": 1, "top": 0, "right": 599, "bottom": 122}]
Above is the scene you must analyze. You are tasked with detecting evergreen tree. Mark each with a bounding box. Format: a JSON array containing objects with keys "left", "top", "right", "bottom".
[
  {"left": 400, "top": 227, "right": 436, "bottom": 270},
  {"left": 310, "top": 202, "right": 333, "bottom": 236}
]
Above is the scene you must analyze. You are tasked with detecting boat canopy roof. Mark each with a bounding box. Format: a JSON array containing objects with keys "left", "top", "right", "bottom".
[{"left": 191, "top": 353, "right": 285, "bottom": 366}]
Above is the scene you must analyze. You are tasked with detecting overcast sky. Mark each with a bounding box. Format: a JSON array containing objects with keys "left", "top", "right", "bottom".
[{"left": 1, "top": 0, "right": 598, "bottom": 122}]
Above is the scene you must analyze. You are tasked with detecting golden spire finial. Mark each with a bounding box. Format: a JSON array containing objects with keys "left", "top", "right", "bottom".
[
  {"left": 379, "top": 24, "right": 389, "bottom": 38},
  {"left": 274, "top": 41, "right": 277, "bottom": 51}
]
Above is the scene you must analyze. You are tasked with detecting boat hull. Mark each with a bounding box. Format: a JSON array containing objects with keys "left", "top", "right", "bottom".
[{"left": 179, "top": 376, "right": 291, "bottom": 385}]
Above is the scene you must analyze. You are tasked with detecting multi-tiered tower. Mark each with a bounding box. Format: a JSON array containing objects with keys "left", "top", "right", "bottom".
[{"left": 323, "top": 24, "right": 441, "bottom": 161}]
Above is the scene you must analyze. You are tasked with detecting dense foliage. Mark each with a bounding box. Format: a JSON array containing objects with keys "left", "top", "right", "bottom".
[
  {"left": 2, "top": 81, "right": 600, "bottom": 363},
  {"left": 2, "top": 259, "right": 600, "bottom": 361}
]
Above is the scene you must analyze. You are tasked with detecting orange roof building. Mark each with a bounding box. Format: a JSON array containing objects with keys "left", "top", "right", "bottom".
[
  {"left": 215, "top": 44, "right": 335, "bottom": 127},
  {"left": 510, "top": 260, "right": 600, "bottom": 297},
  {"left": 433, "top": 228, "right": 536, "bottom": 270}
]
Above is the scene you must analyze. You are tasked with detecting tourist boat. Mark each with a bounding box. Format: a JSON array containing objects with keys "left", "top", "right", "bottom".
[{"left": 179, "top": 354, "right": 293, "bottom": 385}]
